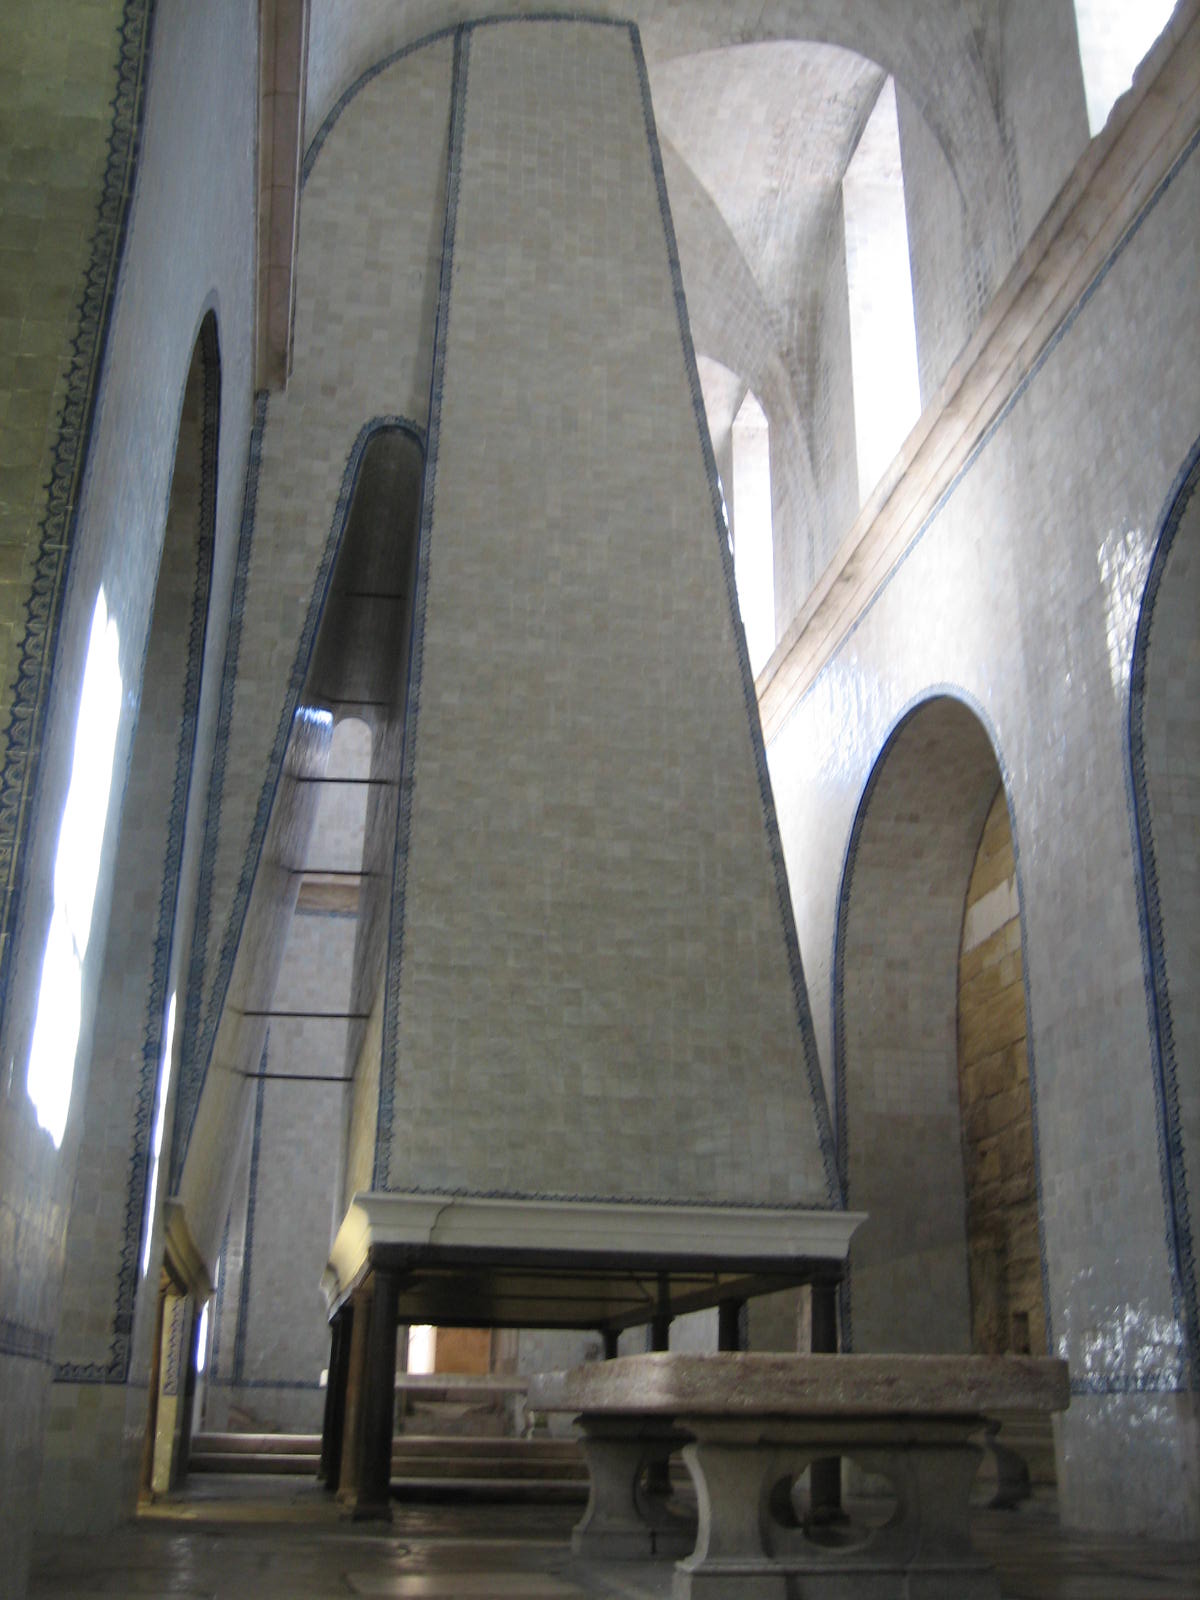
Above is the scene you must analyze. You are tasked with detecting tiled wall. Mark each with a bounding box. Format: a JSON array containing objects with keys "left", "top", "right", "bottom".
[
  {"left": 205, "top": 1058, "right": 341, "bottom": 1434},
  {"left": 768, "top": 124, "right": 1200, "bottom": 1532},
  {"left": 378, "top": 18, "right": 833, "bottom": 1207},
  {"left": 1137, "top": 469, "right": 1199, "bottom": 1402},
  {"left": 0, "top": 0, "right": 128, "bottom": 962},
  {"left": 172, "top": 36, "right": 453, "bottom": 1245},
  {"left": 0, "top": 0, "right": 257, "bottom": 1573},
  {"left": 1001, "top": 0, "right": 1090, "bottom": 253},
  {"left": 897, "top": 81, "right": 974, "bottom": 407}
]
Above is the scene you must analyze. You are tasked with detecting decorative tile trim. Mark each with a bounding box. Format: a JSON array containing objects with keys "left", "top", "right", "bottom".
[
  {"left": 374, "top": 30, "right": 468, "bottom": 1193},
  {"left": 0, "top": 1317, "right": 55, "bottom": 1366},
  {"left": 173, "top": 390, "right": 269, "bottom": 1190},
  {"left": 54, "top": 313, "right": 221, "bottom": 1387},
  {"left": 161, "top": 1293, "right": 188, "bottom": 1397},
  {"left": 1070, "top": 1372, "right": 1189, "bottom": 1396},
  {"left": 0, "top": 0, "right": 157, "bottom": 1024},
  {"left": 627, "top": 21, "right": 840, "bottom": 1206},
  {"left": 232, "top": 1062, "right": 266, "bottom": 1387},
  {"left": 787, "top": 121, "right": 1200, "bottom": 740},
  {"left": 172, "top": 414, "right": 426, "bottom": 1183},
  {"left": 830, "top": 687, "right": 1052, "bottom": 1362},
  {"left": 1127, "top": 436, "right": 1200, "bottom": 1393}
]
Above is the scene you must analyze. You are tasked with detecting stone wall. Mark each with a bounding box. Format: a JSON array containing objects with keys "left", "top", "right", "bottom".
[
  {"left": 957, "top": 787, "right": 1045, "bottom": 1358},
  {"left": 377, "top": 18, "right": 832, "bottom": 1208},
  {"left": 0, "top": 0, "right": 257, "bottom": 1573},
  {"left": 768, "top": 116, "right": 1200, "bottom": 1532}
]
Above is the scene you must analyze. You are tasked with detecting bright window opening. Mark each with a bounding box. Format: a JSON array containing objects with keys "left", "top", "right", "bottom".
[
  {"left": 195, "top": 1297, "right": 210, "bottom": 1374},
  {"left": 141, "top": 990, "right": 177, "bottom": 1276},
  {"left": 730, "top": 391, "right": 775, "bottom": 676},
  {"left": 1073, "top": 1, "right": 1176, "bottom": 135},
  {"left": 408, "top": 1324, "right": 436, "bottom": 1374},
  {"left": 843, "top": 76, "right": 921, "bottom": 507},
  {"left": 26, "top": 589, "right": 123, "bottom": 1148}
]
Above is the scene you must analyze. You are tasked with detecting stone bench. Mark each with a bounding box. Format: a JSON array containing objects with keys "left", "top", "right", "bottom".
[{"left": 529, "top": 1351, "right": 1069, "bottom": 1599}]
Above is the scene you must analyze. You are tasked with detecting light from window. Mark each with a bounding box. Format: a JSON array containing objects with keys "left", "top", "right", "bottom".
[
  {"left": 730, "top": 391, "right": 775, "bottom": 676},
  {"left": 842, "top": 76, "right": 921, "bottom": 507},
  {"left": 195, "top": 1297, "right": 210, "bottom": 1374},
  {"left": 1073, "top": 0, "right": 1176, "bottom": 135},
  {"left": 408, "top": 1324, "right": 436, "bottom": 1374},
  {"left": 141, "top": 990, "right": 177, "bottom": 1277},
  {"left": 26, "top": 590, "right": 123, "bottom": 1148}
]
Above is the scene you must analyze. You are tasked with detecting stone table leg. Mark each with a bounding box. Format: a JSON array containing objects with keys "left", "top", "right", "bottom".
[{"left": 573, "top": 1415, "right": 694, "bottom": 1560}]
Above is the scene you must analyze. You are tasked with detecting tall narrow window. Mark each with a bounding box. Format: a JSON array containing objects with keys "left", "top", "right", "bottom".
[
  {"left": 1073, "top": 0, "right": 1176, "bottom": 135},
  {"left": 26, "top": 589, "right": 123, "bottom": 1148},
  {"left": 843, "top": 76, "right": 921, "bottom": 508},
  {"left": 730, "top": 391, "right": 775, "bottom": 676}
]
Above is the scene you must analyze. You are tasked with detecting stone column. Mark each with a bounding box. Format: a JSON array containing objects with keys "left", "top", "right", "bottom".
[{"left": 353, "top": 1267, "right": 399, "bottom": 1520}]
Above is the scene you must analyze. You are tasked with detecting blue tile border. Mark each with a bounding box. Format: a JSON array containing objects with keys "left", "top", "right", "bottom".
[
  {"left": 301, "top": 11, "right": 626, "bottom": 187},
  {"left": 173, "top": 390, "right": 268, "bottom": 1190},
  {"left": 0, "top": 1317, "right": 55, "bottom": 1366},
  {"left": 0, "top": 0, "right": 156, "bottom": 1026},
  {"left": 373, "top": 28, "right": 468, "bottom": 1193},
  {"left": 172, "top": 413, "right": 427, "bottom": 1184},
  {"left": 1126, "top": 435, "right": 1200, "bottom": 1393},
  {"left": 829, "top": 688, "right": 1052, "bottom": 1362},
  {"left": 53, "top": 312, "right": 221, "bottom": 1387}
]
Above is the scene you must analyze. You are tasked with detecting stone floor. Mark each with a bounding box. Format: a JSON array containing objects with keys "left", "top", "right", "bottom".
[{"left": 28, "top": 1479, "right": 1200, "bottom": 1599}]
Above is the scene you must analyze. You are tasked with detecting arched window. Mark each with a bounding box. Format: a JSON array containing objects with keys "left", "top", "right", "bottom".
[
  {"left": 730, "top": 390, "right": 775, "bottom": 676},
  {"left": 1073, "top": 0, "right": 1177, "bottom": 135},
  {"left": 842, "top": 76, "right": 921, "bottom": 507}
]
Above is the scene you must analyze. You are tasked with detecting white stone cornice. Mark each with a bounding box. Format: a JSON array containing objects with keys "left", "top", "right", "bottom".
[{"left": 322, "top": 1191, "right": 865, "bottom": 1310}]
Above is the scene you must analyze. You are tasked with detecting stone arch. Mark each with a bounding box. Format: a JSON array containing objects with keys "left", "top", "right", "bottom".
[
  {"left": 37, "top": 309, "right": 222, "bottom": 1528},
  {"left": 1128, "top": 437, "right": 1200, "bottom": 1386},
  {"left": 833, "top": 691, "right": 1044, "bottom": 1355}
]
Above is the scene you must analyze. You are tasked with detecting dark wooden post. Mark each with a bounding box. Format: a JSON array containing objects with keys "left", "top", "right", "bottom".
[
  {"left": 319, "top": 1307, "right": 350, "bottom": 1487},
  {"left": 603, "top": 1327, "right": 620, "bottom": 1360},
  {"left": 717, "top": 1298, "right": 744, "bottom": 1351},
  {"left": 645, "top": 1273, "right": 673, "bottom": 1497},
  {"left": 353, "top": 1266, "right": 399, "bottom": 1520},
  {"left": 337, "top": 1285, "right": 372, "bottom": 1503}
]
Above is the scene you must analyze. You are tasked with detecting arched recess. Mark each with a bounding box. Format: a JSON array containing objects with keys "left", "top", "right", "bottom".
[
  {"left": 834, "top": 693, "right": 1045, "bottom": 1357},
  {"left": 1129, "top": 441, "right": 1200, "bottom": 1386},
  {"left": 37, "top": 310, "right": 221, "bottom": 1531}
]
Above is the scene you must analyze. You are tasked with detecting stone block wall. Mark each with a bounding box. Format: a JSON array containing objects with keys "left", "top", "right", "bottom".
[
  {"left": 957, "top": 787, "right": 1045, "bottom": 1358},
  {"left": 768, "top": 115, "right": 1200, "bottom": 1531},
  {"left": 377, "top": 18, "right": 832, "bottom": 1208}
]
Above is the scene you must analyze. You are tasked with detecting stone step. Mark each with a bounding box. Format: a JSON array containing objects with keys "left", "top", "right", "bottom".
[{"left": 189, "top": 1432, "right": 588, "bottom": 1482}]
